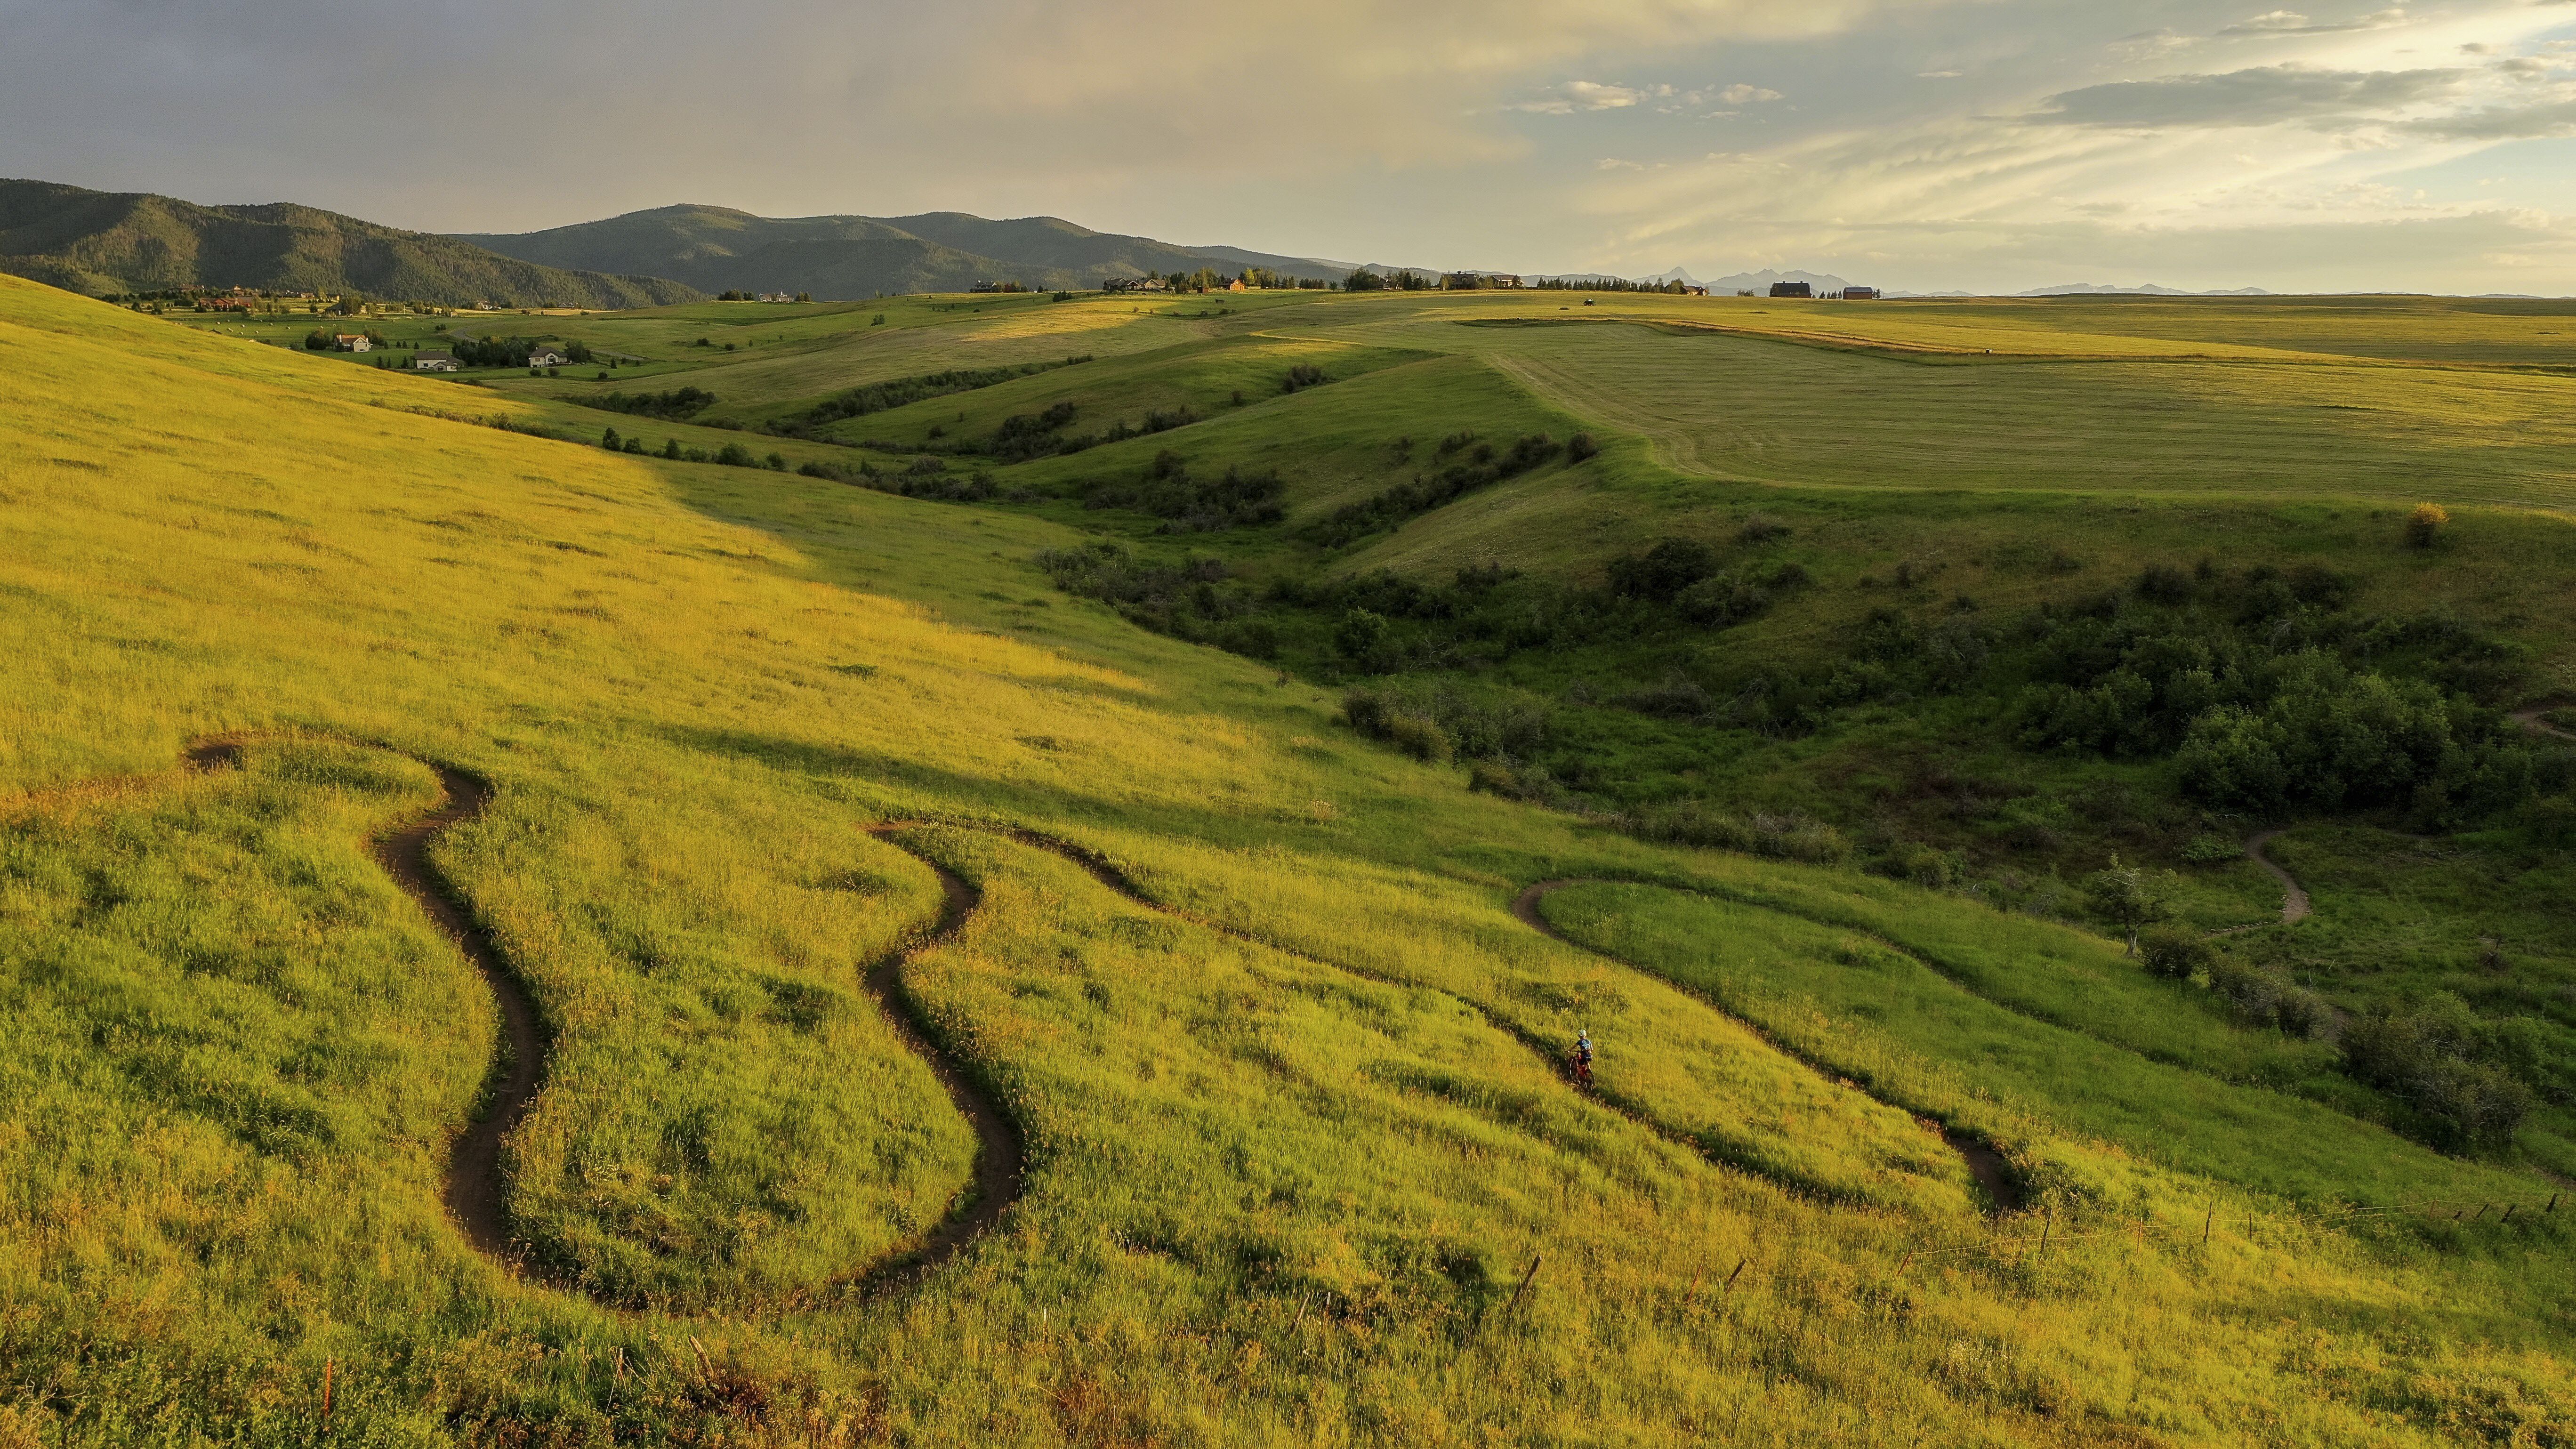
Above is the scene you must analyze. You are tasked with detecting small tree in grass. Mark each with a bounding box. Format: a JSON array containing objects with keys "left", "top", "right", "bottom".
[
  {"left": 2086, "top": 853, "right": 2174, "bottom": 955},
  {"left": 2406, "top": 502, "right": 2449, "bottom": 548}
]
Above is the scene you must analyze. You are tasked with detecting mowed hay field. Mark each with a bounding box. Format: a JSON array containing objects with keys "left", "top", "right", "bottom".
[{"left": 6, "top": 272, "right": 2576, "bottom": 1446}]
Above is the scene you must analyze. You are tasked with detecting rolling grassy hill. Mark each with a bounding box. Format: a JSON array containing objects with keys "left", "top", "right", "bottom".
[
  {"left": 11, "top": 272, "right": 2576, "bottom": 1444},
  {"left": 0, "top": 178, "right": 705, "bottom": 307},
  {"left": 456, "top": 203, "right": 1352, "bottom": 299}
]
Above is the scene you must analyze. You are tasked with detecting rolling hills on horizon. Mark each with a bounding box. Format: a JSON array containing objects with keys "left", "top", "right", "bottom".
[
  {"left": 0, "top": 178, "right": 705, "bottom": 308},
  {"left": 454, "top": 203, "right": 1367, "bottom": 299}
]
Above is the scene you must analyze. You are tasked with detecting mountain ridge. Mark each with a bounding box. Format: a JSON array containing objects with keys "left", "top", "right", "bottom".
[
  {"left": 456, "top": 204, "right": 1357, "bottom": 299},
  {"left": 0, "top": 178, "right": 704, "bottom": 307}
]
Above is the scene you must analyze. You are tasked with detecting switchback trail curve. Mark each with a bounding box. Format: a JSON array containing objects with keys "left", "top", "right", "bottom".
[
  {"left": 1511, "top": 878, "right": 2023, "bottom": 1213},
  {"left": 2241, "top": 831, "right": 2312, "bottom": 927},
  {"left": 169, "top": 743, "right": 1027, "bottom": 1304},
  {"left": 979, "top": 826, "right": 1929, "bottom": 1212},
  {"left": 2512, "top": 705, "right": 2576, "bottom": 744}
]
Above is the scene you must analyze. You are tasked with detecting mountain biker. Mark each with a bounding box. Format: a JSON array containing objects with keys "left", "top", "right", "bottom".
[{"left": 1572, "top": 1029, "right": 1595, "bottom": 1087}]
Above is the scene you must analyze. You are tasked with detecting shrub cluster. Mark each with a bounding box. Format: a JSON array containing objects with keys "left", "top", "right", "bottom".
[
  {"left": 2340, "top": 993, "right": 2539, "bottom": 1151},
  {"left": 2204, "top": 954, "right": 2334, "bottom": 1038},
  {"left": 588, "top": 385, "right": 717, "bottom": 419},
  {"left": 1618, "top": 801, "right": 1851, "bottom": 864},
  {"left": 1989, "top": 564, "right": 2536, "bottom": 818},
  {"left": 796, "top": 455, "right": 1008, "bottom": 503},
  {"left": 1083, "top": 450, "right": 1284, "bottom": 533},
  {"left": 1036, "top": 543, "right": 1276, "bottom": 652},
  {"left": 1304, "top": 433, "right": 1563, "bottom": 547},
  {"left": 1281, "top": 363, "right": 1328, "bottom": 393},
  {"left": 1341, "top": 684, "right": 1550, "bottom": 767},
  {"left": 783, "top": 357, "right": 1092, "bottom": 431}
]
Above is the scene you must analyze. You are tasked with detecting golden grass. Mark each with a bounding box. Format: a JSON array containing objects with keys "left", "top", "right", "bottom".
[{"left": 3, "top": 273, "right": 2571, "bottom": 1444}]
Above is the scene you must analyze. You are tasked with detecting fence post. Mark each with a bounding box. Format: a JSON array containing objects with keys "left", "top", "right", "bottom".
[{"left": 1505, "top": 1256, "right": 1542, "bottom": 1319}]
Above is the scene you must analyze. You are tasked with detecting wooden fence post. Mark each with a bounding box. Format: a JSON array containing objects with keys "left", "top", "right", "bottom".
[{"left": 1505, "top": 1256, "right": 1542, "bottom": 1319}]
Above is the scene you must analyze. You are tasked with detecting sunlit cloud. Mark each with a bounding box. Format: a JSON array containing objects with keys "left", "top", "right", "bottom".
[
  {"left": 2216, "top": 8, "right": 2410, "bottom": 37},
  {"left": 2029, "top": 65, "right": 2463, "bottom": 129}
]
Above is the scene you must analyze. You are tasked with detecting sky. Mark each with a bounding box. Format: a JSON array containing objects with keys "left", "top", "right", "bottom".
[{"left": 9, "top": 0, "right": 2576, "bottom": 293}]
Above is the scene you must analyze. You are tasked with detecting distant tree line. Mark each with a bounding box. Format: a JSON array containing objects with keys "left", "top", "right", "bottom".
[
  {"left": 1530, "top": 277, "right": 1697, "bottom": 293},
  {"left": 589, "top": 386, "right": 717, "bottom": 419}
]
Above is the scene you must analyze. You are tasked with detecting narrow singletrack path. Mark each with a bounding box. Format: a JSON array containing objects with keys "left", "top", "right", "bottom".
[
  {"left": 2242, "top": 831, "right": 2312, "bottom": 927},
  {"left": 981, "top": 826, "right": 1927, "bottom": 1209},
  {"left": 169, "top": 742, "right": 1027, "bottom": 1303},
  {"left": 1511, "top": 879, "right": 2022, "bottom": 1212},
  {"left": 2512, "top": 704, "right": 2576, "bottom": 744},
  {"left": 849, "top": 826, "right": 1025, "bottom": 1291}
]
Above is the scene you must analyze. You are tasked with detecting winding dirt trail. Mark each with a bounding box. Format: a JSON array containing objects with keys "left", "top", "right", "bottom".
[
  {"left": 848, "top": 827, "right": 1025, "bottom": 1291},
  {"left": 2512, "top": 705, "right": 2576, "bottom": 744},
  {"left": 983, "top": 827, "right": 1943, "bottom": 1209},
  {"left": 2241, "top": 831, "right": 2312, "bottom": 927},
  {"left": 170, "top": 742, "right": 1026, "bottom": 1301},
  {"left": 96, "top": 742, "right": 2027, "bottom": 1294},
  {"left": 1510, "top": 879, "right": 2022, "bottom": 1213}
]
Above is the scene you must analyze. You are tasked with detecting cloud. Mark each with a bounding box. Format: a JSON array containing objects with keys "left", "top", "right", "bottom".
[
  {"left": 2216, "top": 8, "right": 2410, "bottom": 36},
  {"left": 1918, "top": 69, "right": 1963, "bottom": 78},
  {"left": 1718, "top": 83, "right": 1785, "bottom": 103},
  {"left": 1511, "top": 80, "right": 1648, "bottom": 114},
  {"left": 2398, "top": 96, "right": 2576, "bottom": 138},
  {"left": 2030, "top": 64, "right": 2463, "bottom": 129},
  {"left": 1597, "top": 157, "right": 1648, "bottom": 169}
]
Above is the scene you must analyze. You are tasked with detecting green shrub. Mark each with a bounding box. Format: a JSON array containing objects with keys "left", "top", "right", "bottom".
[
  {"left": 2206, "top": 955, "right": 2331, "bottom": 1039},
  {"left": 1381, "top": 712, "right": 1453, "bottom": 765},
  {"left": 2340, "top": 994, "right": 2535, "bottom": 1151},
  {"left": 2406, "top": 501, "right": 2449, "bottom": 548},
  {"left": 2138, "top": 926, "right": 2213, "bottom": 981},
  {"left": 1627, "top": 803, "right": 1851, "bottom": 864},
  {"left": 1880, "top": 842, "right": 1956, "bottom": 889},
  {"left": 2180, "top": 833, "right": 2242, "bottom": 865},
  {"left": 1334, "top": 608, "right": 1389, "bottom": 661}
]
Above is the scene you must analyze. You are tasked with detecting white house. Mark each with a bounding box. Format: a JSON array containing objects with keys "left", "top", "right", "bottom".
[
  {"left": 414, "top": 351, "right": 459, "bottom": 372},
  {"left": 526, "top": 344, "right": 570, "bottom": 367},
  {"left": 333, "top": 334, "right": 372, "bottom": 352}
]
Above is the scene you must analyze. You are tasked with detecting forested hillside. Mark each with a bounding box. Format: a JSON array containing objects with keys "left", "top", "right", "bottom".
[
  {"left": 0, "top": 179, "right": 705, "bottom": 306},
  {"left": 457, "top": 203, "right": 1350, "bottom": 298}
]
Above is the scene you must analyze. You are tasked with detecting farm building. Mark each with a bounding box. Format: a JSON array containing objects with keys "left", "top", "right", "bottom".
[
  {"left": 526, "top": 344, "right": 570, "bottom": 367},
  {"left": 1768, "top": 282, "right": 1812, "bottom": 298},
  {"left": 413, "top": 351, "right": 459, "bottom": 372},
  {"left": 1842, "top": 287, "right": 1881, "bottom": 300},
  {"left": 333, "top": 334, "right": 372, "bottom": 351}
]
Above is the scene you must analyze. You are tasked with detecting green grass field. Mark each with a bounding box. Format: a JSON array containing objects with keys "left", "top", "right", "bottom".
[{"left": 7, "top": 273, "right": 2576, "bottom": 1445}]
